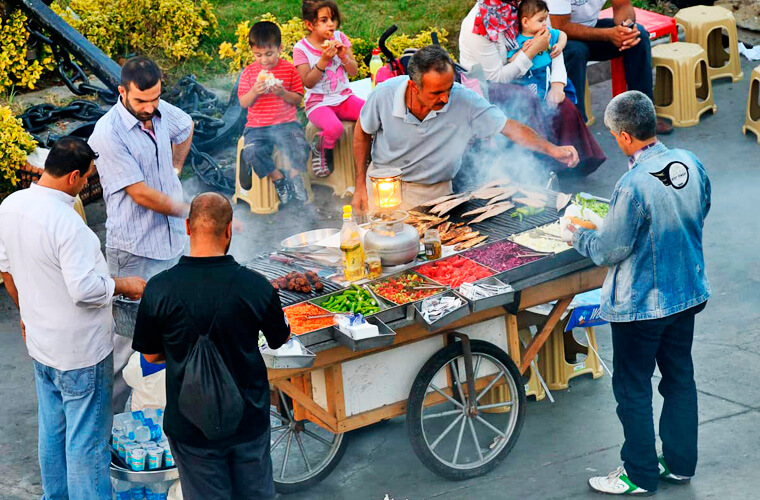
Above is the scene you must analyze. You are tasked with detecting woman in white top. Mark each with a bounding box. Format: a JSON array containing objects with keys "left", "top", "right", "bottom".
[{"left": 459, "top": 0, "right": 605, "bottom": 175}]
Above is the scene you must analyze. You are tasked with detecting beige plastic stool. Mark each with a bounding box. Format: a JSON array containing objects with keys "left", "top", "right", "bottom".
[
  {"left": 306, "top": 121, "right": 356, "bottom": 197},
  {"left": 742, "top": 65, "right": 760, "bottom": 143},
  {"left": 675, "top": 5, "right": 743, "bottom": 83},
  {"left": 652, "top": 42, "right": 717, "bottom": 127},
  {"left": 232, "top": 136, "right": 313, "bottom": 214},
  {"left": 536, "top": 322, "right": 604, "bottom": 391},
  {"left": 585, "top": 79, "right": 595, "bottom": 126},
  {"left": 482, "top": 327, "right": 545, "bottom": 409}
]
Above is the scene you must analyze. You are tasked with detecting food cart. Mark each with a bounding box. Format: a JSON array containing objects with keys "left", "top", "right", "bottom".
[{"left": 254, "top": 188, "right": 608, "bottom": 493}]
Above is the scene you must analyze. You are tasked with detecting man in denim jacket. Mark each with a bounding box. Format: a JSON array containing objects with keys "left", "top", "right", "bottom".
[{"left": 570, "top": 91, "right": 711, "bottom": 496}]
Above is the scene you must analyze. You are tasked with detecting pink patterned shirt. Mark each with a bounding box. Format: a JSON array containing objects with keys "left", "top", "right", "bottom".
[{"left": 293, "top": 31, "right": 355, "bottom": 116}]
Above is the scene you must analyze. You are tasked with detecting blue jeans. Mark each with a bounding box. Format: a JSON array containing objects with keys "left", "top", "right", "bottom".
[
  {"left": 610, "top": 302, "right": 705, "bottom": 492},
  {"left": 33, "top": 353, "right": 114, "bottom": 500}
]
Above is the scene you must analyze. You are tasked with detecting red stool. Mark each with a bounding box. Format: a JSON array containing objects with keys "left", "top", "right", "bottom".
[{"left": 599, "top": 7, "right": 678, "bottom": 96}]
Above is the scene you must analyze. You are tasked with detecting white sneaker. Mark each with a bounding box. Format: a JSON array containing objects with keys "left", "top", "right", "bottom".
[
  {"left": 588, "top": 466, "right": 655, "bottom": 496},
  {"left": 658, "top": 455, "right": 691, "bottom": 485}
]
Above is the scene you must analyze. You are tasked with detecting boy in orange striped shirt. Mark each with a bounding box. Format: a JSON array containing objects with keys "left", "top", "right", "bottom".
[{"left": 238, "top": 21, "right": 310, "bottom": 205}]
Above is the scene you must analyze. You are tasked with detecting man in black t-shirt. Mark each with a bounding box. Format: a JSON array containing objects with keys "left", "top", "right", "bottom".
[{"left": 133, "top": 193, "right": 289, "bottom": 499}]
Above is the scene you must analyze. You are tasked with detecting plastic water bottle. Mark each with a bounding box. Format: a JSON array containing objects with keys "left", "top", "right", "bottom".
[
  {"left": 145, "top": 481, "right": 170, "bottom": 500},
  {"left": 130, "top": 486, "right": 146, "bottom": 500},
  {"left": 129, "top": 423, "right": 162, "bottom": 443},
  {"left": 114, "top": 411, "right": 145, "bottom": 430},
  {"left": 111, "top": 478, "right": 131, "bottom": 500},
  {"left": 142, "top": 408, "right": 164, "bottom": 425},
  {"left": 370, "top": 48, "right": 383, "bottom": 88}
]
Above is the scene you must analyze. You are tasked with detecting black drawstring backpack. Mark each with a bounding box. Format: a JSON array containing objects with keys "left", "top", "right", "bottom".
[{"left": 177, "top": 268, "right": 244, "bottom": 440}]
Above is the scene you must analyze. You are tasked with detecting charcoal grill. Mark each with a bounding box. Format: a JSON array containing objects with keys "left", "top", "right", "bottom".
[{"left": 242, "top": 256, "right": 342, "bottom": 307}]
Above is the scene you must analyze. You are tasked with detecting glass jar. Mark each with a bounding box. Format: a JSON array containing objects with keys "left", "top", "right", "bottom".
[
  {"left": 365, "top": 250, "right": 382, "bottom": 279},
  {"left": 423, "top": 229, "right": 442, "bottom": 261}
]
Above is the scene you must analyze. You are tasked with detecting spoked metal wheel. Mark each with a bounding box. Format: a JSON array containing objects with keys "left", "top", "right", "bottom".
[
  {"left": 407, "top": 339, "right": 526, "bottom": 480},
  {"left": 270, "top": 389, "right": 349, "bottom": 494}
]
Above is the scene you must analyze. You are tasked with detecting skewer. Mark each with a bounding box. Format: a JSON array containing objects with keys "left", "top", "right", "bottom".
[{"left": 305, "top": 313, "right": 338, "bottom": 320}]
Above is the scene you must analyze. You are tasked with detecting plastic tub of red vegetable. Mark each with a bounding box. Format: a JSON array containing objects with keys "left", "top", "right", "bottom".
[
  {"left": 415, "top": 255, "right": 494, "bottom": 288},
  {"left": 462, "top": 240, "right": 547, "bottom": 273}
]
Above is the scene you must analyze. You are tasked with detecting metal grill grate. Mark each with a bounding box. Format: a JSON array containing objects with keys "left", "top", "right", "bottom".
[{"left": 242, "top": 256, "right": 343, "bottom": 307}]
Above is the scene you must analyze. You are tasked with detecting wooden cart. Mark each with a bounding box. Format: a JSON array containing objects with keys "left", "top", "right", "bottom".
[{"left": 267, "top": 265, "right": 606, "bottom": 493}]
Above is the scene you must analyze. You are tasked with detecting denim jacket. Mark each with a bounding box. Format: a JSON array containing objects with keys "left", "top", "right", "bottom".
[{"left": 572, "top": 142, "right": 711, "bottom": 322}]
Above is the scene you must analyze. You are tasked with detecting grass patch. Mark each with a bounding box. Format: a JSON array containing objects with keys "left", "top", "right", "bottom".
[{"left": 176, "top": 0, "right": 473, "bottom": 82}]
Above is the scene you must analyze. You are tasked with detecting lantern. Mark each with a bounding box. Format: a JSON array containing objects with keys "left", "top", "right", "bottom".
[{"left": 369, "top": 168, "right": 403, "bottom": 212}]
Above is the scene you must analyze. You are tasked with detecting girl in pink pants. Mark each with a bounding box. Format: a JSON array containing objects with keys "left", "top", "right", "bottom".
[{"left": 294, "top": 0, "right": 365, "bottom": 177}]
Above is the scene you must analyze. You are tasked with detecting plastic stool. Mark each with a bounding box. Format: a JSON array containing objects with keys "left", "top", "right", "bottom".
[
  {"left": 482, "top": 327, "right": 545, "bottom": 409},
  {"left": 676, "top": 5, "right": 743, "bottom": 83},
  {"left": 742, "top": 65, "right": 760, "bottom": 143},
  {"left": 306, "top": 121, "right": 357, "bottom": 197},
  {"left": 232, "top": 136, "right": 313, "bottom": 214},
  {"left": 651, "top": 42, "right": 716, "bottom": 127},
  {"left": 585, "top": 80, "right": 595, "bottom": 126},
  {"left": 601, "top": 7, "right": 679, "bottom": 96},
  {"left": 536, "top": 323, "right": 604, "bottom": 391}
]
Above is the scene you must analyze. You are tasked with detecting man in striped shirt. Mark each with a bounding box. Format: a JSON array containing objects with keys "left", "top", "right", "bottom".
[
  {"left": 238, "top": 21, "right": 310, "bottom": 205},
  {"left": 88, "top": 56, "right": 194, "bottom": 410}
]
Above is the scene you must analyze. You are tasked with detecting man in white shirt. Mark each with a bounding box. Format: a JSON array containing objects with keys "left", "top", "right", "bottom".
[
  {"left": 548, "top": 0, "right": 673, "bottom": 134},
  {"left": 0, "top": 137, "right": 145, "bottom": 500}
]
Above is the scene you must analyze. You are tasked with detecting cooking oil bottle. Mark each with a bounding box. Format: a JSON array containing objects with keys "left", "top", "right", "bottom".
[{"left": 340, "top": 205, "right": 365, "bottom": 282}]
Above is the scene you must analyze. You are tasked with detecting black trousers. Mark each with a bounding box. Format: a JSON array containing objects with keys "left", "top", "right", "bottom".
[
  {"left": 169, "top": 429, "right": 275, "bottom": 500},
  {"left": 610, "top": 302, "right": 706, "bottom": 492},
  {"left": 563, "top": 19, "right": 654, "bottom": 121}
]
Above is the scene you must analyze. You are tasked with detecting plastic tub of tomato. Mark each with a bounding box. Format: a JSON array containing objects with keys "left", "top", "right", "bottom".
[
  {"left": 415, "top": 255, "right": 493, "bottom": 288},
  {"left": 283, "top": 302, "right": 335, "bottom": 335},
  {"left": 368, "top": 272, "right": 447, "bottom": 305},
  {"left": 463, "top": 240, "right": 546, "bottom": 273}
]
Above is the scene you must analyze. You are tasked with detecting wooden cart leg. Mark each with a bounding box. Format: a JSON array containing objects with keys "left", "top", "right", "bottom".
[
  {"left": 273, "top": 378, "right": 339, "bottom": 433},
  {"left": 520, "top": 297, "right": 573, "bottom": 375},
  {"left": 291, "top": 374, "right": 313, "bottom": 422},
  {"left": 505, "top": 313, "right": 521, "bottom": 371}
]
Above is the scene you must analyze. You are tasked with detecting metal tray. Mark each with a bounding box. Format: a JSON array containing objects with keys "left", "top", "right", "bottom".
[
  {"left": 310, "top": 287, "right": 386, "bottom": 317},
  {"left": 113, "top": 298, "right": 139, "bottom": 338},
  {"left": 460, "top": 276, "right": 516, "bottom": 313},
  {"left": 413, "top": 291, "right": 470, "bottom": 332},
  {"left": 365, "top": 270, "right": 448, "bottom": 307},
  {"left": 332, "top": 316, "right": 396, "bottom": 352},
  {"left": 281, "top": 228, "right": 339, "bottom": 253},
  {"left": 261, "top": 343, "right": 316, "bottom": 370},
  {"left": 496, "top": 247, "right": 588, "bottom": 287},
  {"left": 110, "top": 463, "right": 179, "bottom": 483}
]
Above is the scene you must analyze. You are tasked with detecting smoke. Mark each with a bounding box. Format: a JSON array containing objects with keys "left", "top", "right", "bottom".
[{"left": 456, "top": 83, "right": 562, "bottom": 192}]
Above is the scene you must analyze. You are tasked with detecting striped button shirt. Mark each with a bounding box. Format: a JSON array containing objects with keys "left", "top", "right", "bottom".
[{"left": 89, "top": 98, "right": 192, "bottom": 260}]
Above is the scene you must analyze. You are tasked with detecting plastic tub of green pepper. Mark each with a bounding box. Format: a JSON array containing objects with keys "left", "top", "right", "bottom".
[{"left": 310, "top": 284, "right": 384, "bottom": 316}]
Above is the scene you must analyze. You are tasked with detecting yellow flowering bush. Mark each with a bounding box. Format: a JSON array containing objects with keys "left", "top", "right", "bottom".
[
  {"left": 0, "top": 10, "right": 55, "bottom": 94},
  {"left": 0, "top": 106, "right": 37, "bottom": 194},
  {"left": 219, "top": 14, "right": 449, "bottom": 81},
  {"left": 51, "top": 0, "right": 218, "bottom": 61}
]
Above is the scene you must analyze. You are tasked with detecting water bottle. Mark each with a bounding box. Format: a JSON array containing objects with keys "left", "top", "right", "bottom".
[
  {"left": 111, "top": 478, "right": 131, "bottom": 500},
  {"left": 143, "top": 408, "right": 164, "bottom": 425},
  {"left": 146, "top": 481, "right": 170, "bottom": 500},
  {"left": 130, "top": 423, "right": 162, "bottom": 442},
  {"left": 370, "top": 48, "right": 383, "bottom": 88},
  {"left": 130, "top": 485, "right": 146, "bottom": 500},
  {"left": 114, "top": 411, "right": 145, "bottom": 430}
]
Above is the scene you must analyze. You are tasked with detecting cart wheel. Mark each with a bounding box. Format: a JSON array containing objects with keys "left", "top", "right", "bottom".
[
  {"left": 407, "top": 339, "right": 526, "bottom": 480},
  {"left": 270, "top": 389, "right": 349, "bottom": 494}
]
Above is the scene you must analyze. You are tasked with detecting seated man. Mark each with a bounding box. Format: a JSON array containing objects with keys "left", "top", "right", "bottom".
[{"left": 549, "top": 0, "right": 673, "bottom": 134}]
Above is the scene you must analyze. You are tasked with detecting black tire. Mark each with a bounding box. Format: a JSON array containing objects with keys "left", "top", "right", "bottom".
[
  {"left": 274, "top": 431, "right": 349, "bottom": 494},
  {"left": 406, "top": 339, "right": 526, "bottom": 481},
  {"left": 270, "top": 390, "right": 350, "bottom": 495}
]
